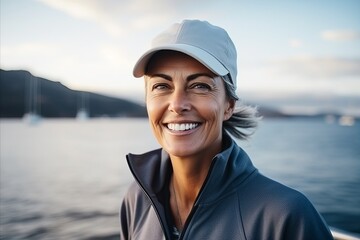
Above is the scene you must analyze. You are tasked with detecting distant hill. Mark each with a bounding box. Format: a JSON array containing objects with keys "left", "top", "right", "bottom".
[{"left": 0, "top": 69, "right": 147, "bottom": 118}]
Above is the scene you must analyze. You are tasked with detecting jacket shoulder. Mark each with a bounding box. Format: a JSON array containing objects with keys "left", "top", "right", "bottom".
[
  {"left": 241, "top": 173, "right": 321, "bottom": 218},
  {"left": 239, "top": 174, "right": 333, "bottom": 239}
]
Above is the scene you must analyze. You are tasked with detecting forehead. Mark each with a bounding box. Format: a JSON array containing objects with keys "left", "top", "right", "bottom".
[{"left": 145, "top": 51, "right": 215, "bottom": 76}]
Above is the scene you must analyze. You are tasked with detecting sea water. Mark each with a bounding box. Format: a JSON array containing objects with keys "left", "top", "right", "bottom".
[{"left": 0, "top": 118, "right": 359, "bottom": 239}]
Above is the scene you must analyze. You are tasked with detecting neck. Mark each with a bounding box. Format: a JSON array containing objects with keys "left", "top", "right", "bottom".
[
  {"left": 168, "top": 138, "right": 224, "bottom": 229},
  {"left": 169, "top": 155, "right": 214, "bottom": 230},
  {"left": 171, "top": 155, "right": 212, "bottom": 201}
]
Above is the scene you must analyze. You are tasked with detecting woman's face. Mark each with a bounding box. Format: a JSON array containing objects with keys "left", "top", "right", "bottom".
[{"left": 145, "top": 51, "right": 234, "bottom": 160}]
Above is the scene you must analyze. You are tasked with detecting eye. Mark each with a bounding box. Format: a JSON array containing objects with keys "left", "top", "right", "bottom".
[
  {"left": 190, "top": 83, "right": 212, "bottom": 91},
  {"left": 152, "top": 83, "right": 170, "bottom": 91}
]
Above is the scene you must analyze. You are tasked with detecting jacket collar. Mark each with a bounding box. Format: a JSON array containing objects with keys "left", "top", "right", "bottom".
[
  {"left": 127, "top": 133, "right": 257, "bottom": 205},
  {"left": 197, "top": 134, "right": 257, "bottom": 204}
]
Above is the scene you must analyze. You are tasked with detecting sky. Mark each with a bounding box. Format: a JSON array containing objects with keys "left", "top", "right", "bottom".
[{"left": 1, "top": 0, "right": 360, "bottom": 115}]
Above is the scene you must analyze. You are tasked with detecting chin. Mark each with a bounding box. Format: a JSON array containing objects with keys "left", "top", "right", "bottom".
[{"left": 164, "top": 144, "right": 200, "bottom": 158}]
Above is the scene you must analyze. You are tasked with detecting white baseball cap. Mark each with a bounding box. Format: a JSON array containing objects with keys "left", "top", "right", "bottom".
[{"left": 133, "top": 19, "right": 238, "bottom": 89}]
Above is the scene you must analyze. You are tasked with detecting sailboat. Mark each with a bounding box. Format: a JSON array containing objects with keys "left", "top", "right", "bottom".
[
  {"left": 23, "top": 73, "right": 41, "bottom": 125},
  {"left": 76, "top": 91, "right": 89, "bottom": 120},
  {"left": 338, "top": 115, "right": 355, "bottom": 126}
]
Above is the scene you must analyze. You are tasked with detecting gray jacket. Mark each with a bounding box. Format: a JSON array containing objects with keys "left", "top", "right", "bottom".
[{"left": 120, "top": 134, "right": 333, "bottom": 240}]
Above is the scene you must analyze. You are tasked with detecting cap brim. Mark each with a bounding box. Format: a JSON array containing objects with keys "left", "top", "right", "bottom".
[{"left": 133, "top": 44, "right": 229, "bottom": 78}]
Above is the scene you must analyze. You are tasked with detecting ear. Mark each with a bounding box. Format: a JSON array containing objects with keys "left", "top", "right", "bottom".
[{"left": 224, "top": 99, "right": 235, "bottom": 121}]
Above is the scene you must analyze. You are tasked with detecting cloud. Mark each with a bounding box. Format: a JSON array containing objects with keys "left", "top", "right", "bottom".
[
  {"left": 289, "top": 39, "right": 303, "bottom": 48},
  {"left": 37, "top": 0, "right": 129, "bottom": 36},
  {"left": 321, "top": 30, "right": 360, "bottom": 41},
  {"left": 1, "top": 43, "right": 62, "bottom": 57},
  {"left": 271, "top": 56, "right": 360, "bottom": 80},
  {"left": 37, "top": 0, "right": 210, "bottom": 37}
]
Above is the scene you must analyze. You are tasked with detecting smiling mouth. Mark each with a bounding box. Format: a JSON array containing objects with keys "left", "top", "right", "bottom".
[{"left": 166, "top": 123, "right": 199, "bottom": 131}]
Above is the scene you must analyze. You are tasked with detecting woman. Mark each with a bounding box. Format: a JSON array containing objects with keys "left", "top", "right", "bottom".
[{"left": 120, "top": 19, "right": 333, "bottom": 240}]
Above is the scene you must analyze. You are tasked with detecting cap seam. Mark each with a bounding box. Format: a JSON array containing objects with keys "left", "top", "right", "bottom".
[{"left": 174, "top": 22, "right": 184, "bottom": 44}]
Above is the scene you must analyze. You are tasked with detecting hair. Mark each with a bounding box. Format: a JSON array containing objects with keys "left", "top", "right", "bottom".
[{"left": 222, "top": 75, "right": 261, "bottom": 140}]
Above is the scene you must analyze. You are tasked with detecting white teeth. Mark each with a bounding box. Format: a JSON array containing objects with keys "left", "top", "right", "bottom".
[{"left": 167, "top": 123, "right": 198, "bottom": 131}]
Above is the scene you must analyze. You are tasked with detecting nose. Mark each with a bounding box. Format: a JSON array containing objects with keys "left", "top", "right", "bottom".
[{"left": 168, "top": 89, "right": 191, "bottom": 114}]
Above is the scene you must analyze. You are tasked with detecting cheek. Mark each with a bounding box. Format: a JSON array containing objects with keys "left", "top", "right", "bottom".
[
  {"left": 203, "top": 98, "right": 228, "bottom": 118},
  {"left": 146, "top": 99, "right": 156, "bottom": 120},
  {"left": 196, "top": 102, "right": 224, "bottom": 127},
  {"left": 146, "top": 101, "right": 161, "bottom": 139},
  {"left": 146, "top": 97, "right": 163, "bottom": 124}
]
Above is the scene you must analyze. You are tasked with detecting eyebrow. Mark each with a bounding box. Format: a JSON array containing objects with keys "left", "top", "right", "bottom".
[{"left": 149, "top": 73, "right": 215, "bottom": 81}]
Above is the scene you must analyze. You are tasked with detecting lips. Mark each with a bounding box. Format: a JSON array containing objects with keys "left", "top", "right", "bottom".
[{"left": 167, "top": 123, "right": 199, "bottom": 131}]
